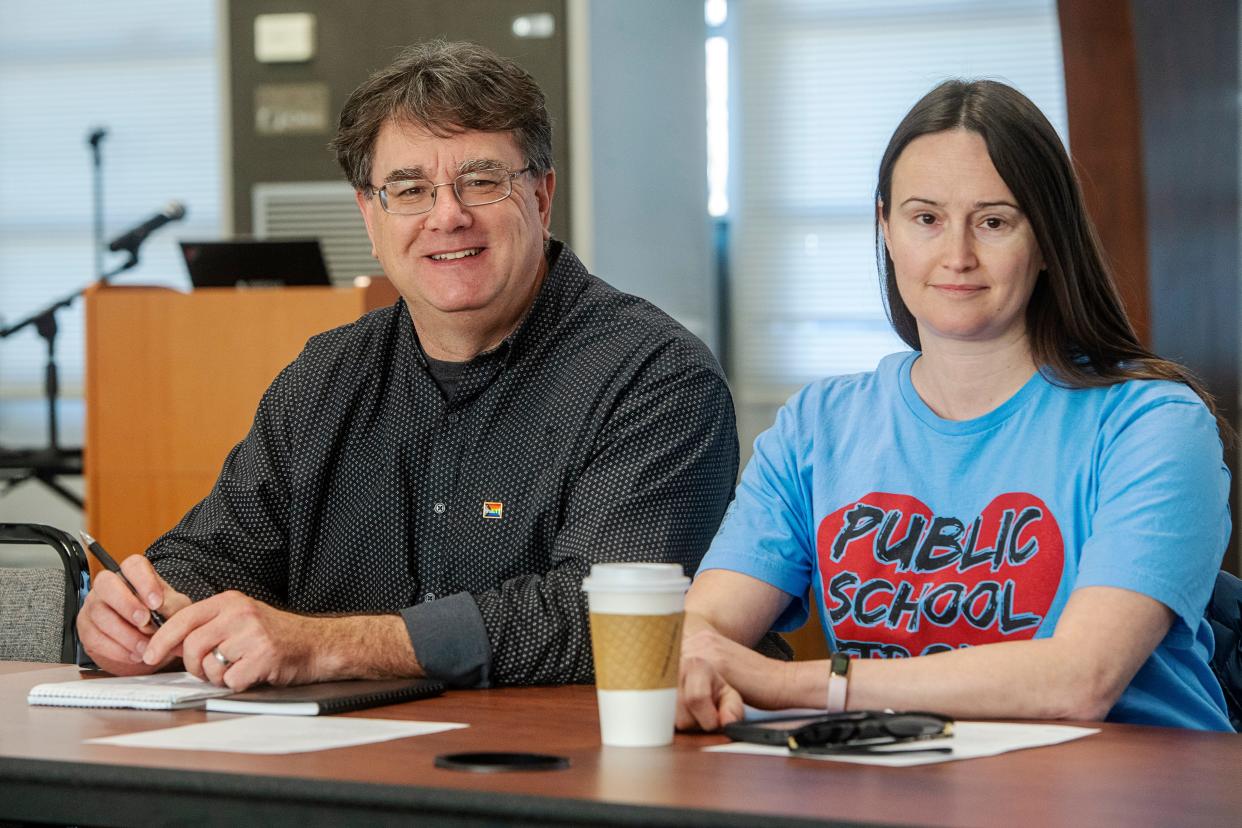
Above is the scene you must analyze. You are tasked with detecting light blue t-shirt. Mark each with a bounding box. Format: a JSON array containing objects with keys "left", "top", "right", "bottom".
[{"left": 701, "top": 351, "right": 1232, "bottom": 731}]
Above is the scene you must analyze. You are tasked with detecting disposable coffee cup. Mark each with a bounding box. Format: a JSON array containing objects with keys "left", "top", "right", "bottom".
[{"left": 582, "top": 562, "right": 690, "bottom": 747}]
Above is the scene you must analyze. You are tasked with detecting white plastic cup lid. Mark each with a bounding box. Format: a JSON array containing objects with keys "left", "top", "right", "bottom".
[{"left": 581, "top": 562, "right": 690, "bottom": 594}]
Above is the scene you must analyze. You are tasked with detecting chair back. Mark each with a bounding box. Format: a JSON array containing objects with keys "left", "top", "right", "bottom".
[
  {"left": 0, "top": 524, "right": 89, "bottom": 663},
  {"left": 1207, "top": 568, "right": 1242, "bottom": 732}
]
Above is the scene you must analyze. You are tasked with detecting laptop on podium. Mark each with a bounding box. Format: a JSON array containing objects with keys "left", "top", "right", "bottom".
[{"left": 180, "top": 239, "right": 332, "bottom": 288}]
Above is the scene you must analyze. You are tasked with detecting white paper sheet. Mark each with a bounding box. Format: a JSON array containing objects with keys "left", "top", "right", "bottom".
[
  {"left": 86, "top": 715, "right": 468, "bottom": 754},
  {"left": 705, "top": 721, "right": 1097, "bottom": 766}
]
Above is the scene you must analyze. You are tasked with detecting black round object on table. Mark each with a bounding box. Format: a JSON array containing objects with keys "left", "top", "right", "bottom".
[{"left": 434, "top": 752, "right": 571, "bottom": 773}]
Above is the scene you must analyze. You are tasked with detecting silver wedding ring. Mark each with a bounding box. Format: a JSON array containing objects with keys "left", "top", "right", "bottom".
[{"left": 212, "top": 647, "right": 232, "bottom": 667}]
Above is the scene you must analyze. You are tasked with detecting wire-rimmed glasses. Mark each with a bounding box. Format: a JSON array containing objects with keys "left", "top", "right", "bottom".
[{"left": 369, "top": 166, "right": 535, "bottom": 215}]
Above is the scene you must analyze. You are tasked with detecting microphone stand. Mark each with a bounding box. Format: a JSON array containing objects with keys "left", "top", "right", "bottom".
[
  {"left": 2, "top": 124, "right": 128, "bottom": 509},
  {"left": 0, "top": 255, "right": 139, "bottom": 509},
  {"left": 0, "top": 129, "right": 183, "bottom": 509},
  {"left": 0, "top": 125, "right": 144, "bottom": 509},
  {"left": 89, "top": 128, "right": 107, "bottom": 281}
]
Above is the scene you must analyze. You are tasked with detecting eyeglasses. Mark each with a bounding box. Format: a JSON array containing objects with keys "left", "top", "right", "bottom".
[
  {"left": 786, "top": 711, "right": 953, "bottom": 755},
  {"left": 368, "top": 166, "right": 535, "bottom": 215}
]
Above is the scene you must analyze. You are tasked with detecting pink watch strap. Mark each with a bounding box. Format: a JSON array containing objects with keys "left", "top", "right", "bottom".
[{"left": 826, "top": 652, "right": 851, "bottom": 713}]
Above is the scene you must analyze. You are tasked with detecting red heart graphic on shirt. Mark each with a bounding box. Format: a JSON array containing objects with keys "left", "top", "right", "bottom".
[{"left": 815, "top": 492, "right": 1063, "bottom": 658}]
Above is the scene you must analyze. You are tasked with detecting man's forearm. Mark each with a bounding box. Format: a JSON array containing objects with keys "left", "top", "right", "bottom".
[{"left": 309, "top": 613, "right": 425, "bottom": 681}]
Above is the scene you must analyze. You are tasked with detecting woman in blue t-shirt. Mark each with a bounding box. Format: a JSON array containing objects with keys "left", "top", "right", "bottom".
[{"left": 678, "top": 79, "right": 1233, "bottom": 731}]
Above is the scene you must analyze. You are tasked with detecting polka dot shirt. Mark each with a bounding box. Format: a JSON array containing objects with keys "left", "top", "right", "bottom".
[{"left": 147, "top": 242, "right": 739, "bottom": 686}]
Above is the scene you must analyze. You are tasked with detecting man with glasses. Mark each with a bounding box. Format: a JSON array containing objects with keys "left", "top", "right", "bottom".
[{"left": 77, "top": 41, "right": 739, "bottom": 691}]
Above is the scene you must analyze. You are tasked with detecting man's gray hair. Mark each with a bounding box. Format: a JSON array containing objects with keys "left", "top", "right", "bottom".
[{"left": 330, "top": 40, "right": 553, "bottom": 192}]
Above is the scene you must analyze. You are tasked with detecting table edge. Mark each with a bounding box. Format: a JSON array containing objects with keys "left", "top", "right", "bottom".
[{"left": 0, "top": 755, "right": 895, "bottom": 828}]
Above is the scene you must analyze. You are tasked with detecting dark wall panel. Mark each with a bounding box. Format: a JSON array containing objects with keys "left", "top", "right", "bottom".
[
  {"left": 228, "top": 0, "right": 569, "bottom": 241},
  {"left": 1130, "top": 0, "right": 1240, "bottom": 574},
  {"left": 1058, "top": 0, "right": 1149, "bottom": 342},
  {"left": 1059, "top": 1, "right": 1240, "bottom": 573}
]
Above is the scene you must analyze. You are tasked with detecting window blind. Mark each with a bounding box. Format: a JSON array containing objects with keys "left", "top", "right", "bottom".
[
  {"left": 728, "top": 0, "right": 1066, "bottom": 445},
  {"left": 0, "top": 0, "right": 221, "bottom": 399}
]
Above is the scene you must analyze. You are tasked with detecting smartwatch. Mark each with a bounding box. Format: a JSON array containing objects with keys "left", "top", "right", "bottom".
[{"left": 826, "top": 651, "right": 851, "bottom": 713}]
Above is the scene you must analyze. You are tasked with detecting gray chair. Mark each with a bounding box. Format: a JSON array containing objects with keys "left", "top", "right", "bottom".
[{"left": 0, "top": 523, "right": 89, "bottom": 663}]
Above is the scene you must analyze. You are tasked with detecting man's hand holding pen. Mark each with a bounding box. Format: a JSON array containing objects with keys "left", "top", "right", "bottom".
[
  {"left": 76, "top": 553, "right": 192, "bottom": 676},
  {"left": 74, "top": 542, "right": 319, "bottom": 688},
  {"left": 77, "top": 550, "right": 426, "bottom": 691},
  {"left": 75, "top": 552, "right": 318, "bottom": 687}
]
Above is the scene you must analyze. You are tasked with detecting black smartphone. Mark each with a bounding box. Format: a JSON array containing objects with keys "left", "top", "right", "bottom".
[{"left": 724, "top": 710, "right": 952, "bottom": 749}]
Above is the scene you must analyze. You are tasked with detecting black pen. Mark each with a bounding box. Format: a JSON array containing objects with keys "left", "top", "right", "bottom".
[{"left": 79, "top": 530, "right": 165, "bottom": 628}]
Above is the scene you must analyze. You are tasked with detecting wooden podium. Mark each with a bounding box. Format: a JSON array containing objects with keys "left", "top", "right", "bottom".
[{"left": 83, "top": 279, "right": 398, "bottom": 569}]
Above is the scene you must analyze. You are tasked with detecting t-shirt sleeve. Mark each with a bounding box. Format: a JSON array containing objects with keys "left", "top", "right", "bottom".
[
  {"left": 697, "top": 392, "right": 817, "bottom": 632},
  {"left": 1074, "top": 391, "right": 1230, "bottom": 642}
]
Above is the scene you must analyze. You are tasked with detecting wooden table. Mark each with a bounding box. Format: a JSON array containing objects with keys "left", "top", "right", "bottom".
[{"left": 1, "top": 662, "right": 1238, "bottom": 827}]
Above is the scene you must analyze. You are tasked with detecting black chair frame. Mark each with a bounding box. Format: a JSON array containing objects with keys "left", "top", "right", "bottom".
[{"left": 0, "top": 523, "right": 90, "bottom": 663}]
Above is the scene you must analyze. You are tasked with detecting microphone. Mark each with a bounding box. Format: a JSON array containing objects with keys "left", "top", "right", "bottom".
[{"left": 108, "top": 201, "right": 187, "bottom": 253}]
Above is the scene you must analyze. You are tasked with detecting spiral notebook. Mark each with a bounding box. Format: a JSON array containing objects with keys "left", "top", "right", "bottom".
[
  {"left": 27, "top": 672, "right": 234, "bottom": 710},
  {"left": 205, "top": 678, "right": 445, "bottom": 716}
]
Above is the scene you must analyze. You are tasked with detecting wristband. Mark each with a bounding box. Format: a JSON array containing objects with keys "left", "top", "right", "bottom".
[{"left": 826, "top": 651, "right": 851, "bottom": 713}]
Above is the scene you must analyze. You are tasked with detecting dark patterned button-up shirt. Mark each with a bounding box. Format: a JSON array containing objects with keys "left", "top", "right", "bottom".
[{"left": 147, "top": 242, "right": 738, "bottom": 686}]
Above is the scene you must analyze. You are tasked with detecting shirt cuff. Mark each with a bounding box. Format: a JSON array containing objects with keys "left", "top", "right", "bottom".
[{"left": 400, "top": 592, "right": 492, "bottom": 687}]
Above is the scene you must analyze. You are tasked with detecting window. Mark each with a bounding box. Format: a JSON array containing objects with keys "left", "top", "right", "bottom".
[
  {"left": 727, "top": 0, "right": 1067, "bottom": 449},
  {"left": 0, "top": 0, "right": 222, "bottom": 412},
  {"left": 706, "top": 0, "right": 729, "bottom": 217}
]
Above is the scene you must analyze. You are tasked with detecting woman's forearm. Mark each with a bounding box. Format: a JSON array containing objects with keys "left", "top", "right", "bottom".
[
  {"left": 831, "top": 637, "right": 1105, "bottom": 720},
  {"left": 766, "top": 638, "right": 1107, "bottom": 719},
  {"left": 775, "top": 586, "right": 1172, "bottom": 720}
]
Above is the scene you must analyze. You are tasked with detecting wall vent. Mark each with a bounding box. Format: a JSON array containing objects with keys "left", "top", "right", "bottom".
[{"left": 252, "top": 181, "right": 377, "bottom": 284}]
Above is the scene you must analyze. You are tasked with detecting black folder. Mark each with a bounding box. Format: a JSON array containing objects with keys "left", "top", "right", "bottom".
[{"left": 205, "top": 678, "right": 444, "bottom": 716}]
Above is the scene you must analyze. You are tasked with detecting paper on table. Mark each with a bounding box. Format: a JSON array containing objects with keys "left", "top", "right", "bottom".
[
  {"left": 86, "top": 714, "right": 468, "bottom": 754},
  {"left": 705, "top": 721, "right": 1098, "bottom": 766}
]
